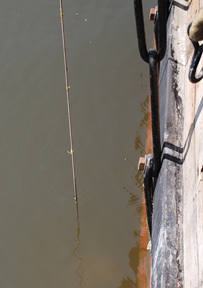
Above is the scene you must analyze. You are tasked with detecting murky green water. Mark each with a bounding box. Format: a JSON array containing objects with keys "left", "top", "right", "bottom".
[{"left": 0, "top": 0, "right": 155, "bottom": 287}]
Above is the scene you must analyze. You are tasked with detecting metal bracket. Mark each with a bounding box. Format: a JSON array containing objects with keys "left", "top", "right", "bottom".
[
  {"left": 133, "top": 0, "right": 167, "bottom": 63},
  {"left": 134, "top": 0, "right": 168, "bottom": 177},
  {"left": 134, "top": 1, "right": 168, "bottom": 235}
]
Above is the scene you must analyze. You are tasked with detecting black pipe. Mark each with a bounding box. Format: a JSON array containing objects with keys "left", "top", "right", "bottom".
[
  {"left": 149, "top": 49, "right": 161, "bottom": 177},
  {"left": 133, "top": 0, "right": 168, "bottom": 63},
  {"left": 157, "top": 0, "right": 167, "bottom": 61},
  {"left": 133, "top": 0, "right": 149, "bottom": 63}
]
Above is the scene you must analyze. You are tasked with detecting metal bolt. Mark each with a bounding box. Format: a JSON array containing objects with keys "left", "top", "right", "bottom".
[
  {"left": 138, "top": 156, "right": 146, "bottom": 171},
  {"left": 149, "top": 8, "right": 156, "bottom": 21}
]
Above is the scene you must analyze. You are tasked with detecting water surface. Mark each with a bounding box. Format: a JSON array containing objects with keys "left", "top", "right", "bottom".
[{"left": 0, "top": 0, "right": 155, "bottom": 287}]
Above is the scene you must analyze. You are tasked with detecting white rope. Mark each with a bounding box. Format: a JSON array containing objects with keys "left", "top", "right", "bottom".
[{"left": 59, "top": 0, "right": 78, "bottom": 203}]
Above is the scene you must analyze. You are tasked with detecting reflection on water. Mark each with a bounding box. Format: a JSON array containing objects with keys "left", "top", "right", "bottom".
[
  {"left": 72, "top": 204, "right": 83, "bottom": 288},
  {"left": 135, "top": 95, "right": 150, "bottom": 153},
  {"left": 134, "top": 96, "right": 150, "bottom": 191},
  {"left": 119, "top": 95, "right": 151, "bottom": 288},
  {"left": 119, "top": 243, "right": 140, "bottom": 288}
]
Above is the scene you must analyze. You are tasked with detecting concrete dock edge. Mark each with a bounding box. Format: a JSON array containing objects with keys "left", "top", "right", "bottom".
[{"left": 151, "top": 1, "right": 203, "bottom": 287}]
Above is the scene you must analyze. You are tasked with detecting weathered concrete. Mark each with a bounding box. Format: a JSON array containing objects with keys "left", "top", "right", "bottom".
[
  {"left": 184, "top": 2, "right": 203, "bottom": 287},
  {"left": 151, "top": 0, "right": 203, "bottom": 287}
]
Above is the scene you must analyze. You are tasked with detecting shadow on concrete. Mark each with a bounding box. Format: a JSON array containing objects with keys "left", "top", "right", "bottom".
[
  {"left": 161, "top": 97, "right": 203, "bottom": 165},
  {"left": 172, "top": 0, "right": 192, "bottom": 11}
]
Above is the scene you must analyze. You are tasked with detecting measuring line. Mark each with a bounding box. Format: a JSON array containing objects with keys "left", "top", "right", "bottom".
[{"left": 59, "top": 0, "right": 78, "bottom": 203}]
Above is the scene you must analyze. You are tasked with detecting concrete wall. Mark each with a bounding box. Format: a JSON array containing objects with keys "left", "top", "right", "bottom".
[
  {"left": 151, "top": 0, "right": 203, "bottom": 287},
  {"left": 183, "top": 1, "right": 203, "bottom": 287}
]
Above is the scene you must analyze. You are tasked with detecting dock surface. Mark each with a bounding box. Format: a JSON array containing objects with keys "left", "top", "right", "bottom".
[{"left": 151, "top": 1, "right": 203, "bottom": 287}]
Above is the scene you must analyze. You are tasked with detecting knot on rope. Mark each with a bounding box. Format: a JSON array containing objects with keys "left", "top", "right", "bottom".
[{"left": 189, "top": 8, "right": 203, "bottom": 42}]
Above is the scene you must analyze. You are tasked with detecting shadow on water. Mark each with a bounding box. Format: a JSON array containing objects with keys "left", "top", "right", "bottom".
[
  {"left": 72, "top": 203, "right": 83, "bottom": 288},
  {"left": 119, "top": 95, "right": 150, "bottom": 288}
]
